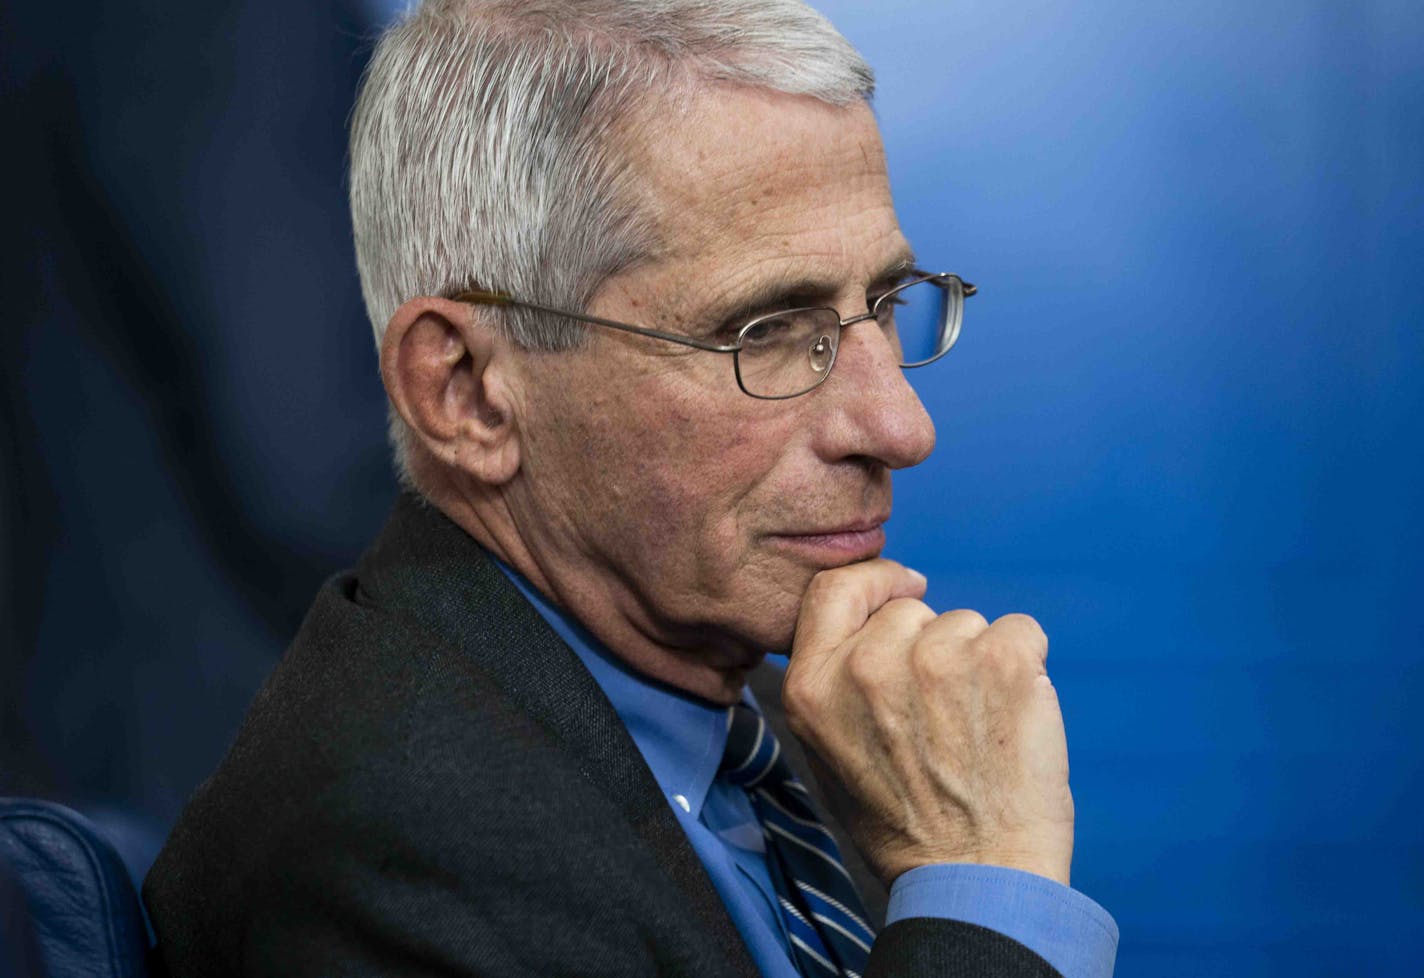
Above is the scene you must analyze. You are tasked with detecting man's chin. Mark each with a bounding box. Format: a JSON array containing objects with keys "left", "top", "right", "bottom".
[{"left": 648, "top": 646, "right": 768, "bottom": 705}]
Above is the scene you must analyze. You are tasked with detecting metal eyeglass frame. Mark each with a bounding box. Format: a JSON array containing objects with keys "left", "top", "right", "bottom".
[{"left": 452, "top": 270, "right": 976, "bottom": 400}]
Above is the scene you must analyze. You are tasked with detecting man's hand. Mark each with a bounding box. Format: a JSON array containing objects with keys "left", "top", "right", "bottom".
[{"left": 782, "top": 558, "right": 1075, "bottom": 887}]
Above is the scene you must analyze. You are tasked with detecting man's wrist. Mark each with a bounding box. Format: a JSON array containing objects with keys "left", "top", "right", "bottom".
[{"left": 884, "top": 839, "right": 1073, "bottom": 888}]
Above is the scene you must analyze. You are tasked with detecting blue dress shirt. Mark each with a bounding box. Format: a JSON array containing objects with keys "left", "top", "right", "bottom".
[{"left": 498, "top": 564, "right": 1118, "bottom": 977}]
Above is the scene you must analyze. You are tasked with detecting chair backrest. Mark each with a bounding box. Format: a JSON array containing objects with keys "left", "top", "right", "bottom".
[{"left": 0, "top": 798, "right": 151, "bottom": 978}]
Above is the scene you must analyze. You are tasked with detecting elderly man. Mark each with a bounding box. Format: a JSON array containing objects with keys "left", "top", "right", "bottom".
[{"left": 144, "top": 1, "right": 1117, "bottom": 976}]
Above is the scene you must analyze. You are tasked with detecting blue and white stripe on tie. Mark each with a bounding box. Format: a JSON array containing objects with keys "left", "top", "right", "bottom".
[{"left": 720, "top": 703, "right": 874, "bottom": 977}]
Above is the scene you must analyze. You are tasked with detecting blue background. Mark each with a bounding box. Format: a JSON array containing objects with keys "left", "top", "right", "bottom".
[
  {"left": 2, "top": 2, "right": 1420, "bottom": 975},
  {"left": 833, "top": 2, "right": 1424, "bottom": 974}
]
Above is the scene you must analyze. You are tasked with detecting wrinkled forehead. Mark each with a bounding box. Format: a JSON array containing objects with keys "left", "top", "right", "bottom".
[{"left": 614, "top": 86, "right": 908, "bottom": 313}]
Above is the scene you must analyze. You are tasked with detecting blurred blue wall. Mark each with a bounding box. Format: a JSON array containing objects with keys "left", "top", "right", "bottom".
[
  {"left": 823, "top": 2, "right": 1424, "bottom": 975},
  {"left": 3, "top": 2, "right": 1420, "bottom": 976}
]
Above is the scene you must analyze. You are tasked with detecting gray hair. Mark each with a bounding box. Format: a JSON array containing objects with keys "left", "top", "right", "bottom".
[{"left": 349, "top": 0, "right": 874, "bottom": 479}]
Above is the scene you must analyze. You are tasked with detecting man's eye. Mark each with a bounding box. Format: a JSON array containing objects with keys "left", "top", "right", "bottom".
[{"left": 741, "top": 317, "right": 794, "bottom": 346}]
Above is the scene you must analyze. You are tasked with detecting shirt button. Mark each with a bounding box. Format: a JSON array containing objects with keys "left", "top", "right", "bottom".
[{"left": 673, "top": 794, "right": 691, "bottom": 813}]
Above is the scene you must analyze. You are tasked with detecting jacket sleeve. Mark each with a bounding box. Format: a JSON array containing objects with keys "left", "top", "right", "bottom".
[{"left": 869, "top": 918, "right": 1063, "bottom": 978}]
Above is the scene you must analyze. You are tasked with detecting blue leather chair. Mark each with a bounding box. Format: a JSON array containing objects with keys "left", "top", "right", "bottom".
[{"left": 0, "top": 798, "right": 151, "bottom": 978}]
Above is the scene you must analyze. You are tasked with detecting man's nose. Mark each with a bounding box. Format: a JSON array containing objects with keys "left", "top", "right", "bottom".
[{"left": 813, "top": 318, "right": 936, "bottom": 469}]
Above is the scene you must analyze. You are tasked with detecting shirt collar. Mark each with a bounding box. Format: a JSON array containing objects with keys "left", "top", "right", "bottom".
[{"left": 495, "top": 560, "right": 729, "bottom": 818}]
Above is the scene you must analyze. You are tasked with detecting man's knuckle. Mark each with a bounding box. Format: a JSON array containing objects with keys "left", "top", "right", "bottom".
[
  {"left": 803, "top": 569, "right": 854, "bottom": 606},
  {"left": 968, "top": 634, "right": 1034, "bottom": 688},
  {"left": 781, "top": 673, "right": 819, "bottom": 720},
  {"left": 995, "top": 612, "right": 1048, "bottom": 650},
  {"left": 845, "top": 648, "right": 889, "bottom": 695},
  {"left": 882, "top": 596, "right": 934, "bottom": 622},
  {"left": 908, "top": 637, "right": 956, "bottom": 684},
  {"left": 942, "top": 608, "right": 990, "bottom": 633}
]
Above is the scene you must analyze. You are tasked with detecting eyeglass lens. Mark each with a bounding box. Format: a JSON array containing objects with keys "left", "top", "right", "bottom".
[
  {"left": 735, "top": 279, "right": 956, "bottom": 398},
  {"left": 878, "top": 278, "right": 954, "bottom": 367},
  {"left": 735, "top": 310, "right": 839, "bottom": 398}
]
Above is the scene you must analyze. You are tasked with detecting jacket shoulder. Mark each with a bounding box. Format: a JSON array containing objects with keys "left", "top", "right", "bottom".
[{"left": 144, "top": 573, "right": 691, "bottom": 977}]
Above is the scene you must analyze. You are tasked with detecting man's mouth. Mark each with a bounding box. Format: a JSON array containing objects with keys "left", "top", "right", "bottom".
[{"left": 765, "top": 520, "right": 888, "bottom": 565}]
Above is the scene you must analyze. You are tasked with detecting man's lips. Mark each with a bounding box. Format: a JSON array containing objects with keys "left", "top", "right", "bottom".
[{"left": 765, "top": 520, "right": 888, "bottom": 563}]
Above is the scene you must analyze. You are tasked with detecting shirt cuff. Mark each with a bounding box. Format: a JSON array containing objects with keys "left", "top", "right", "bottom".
[{"left": 886, "top": 864, "right": 1118, "bottom": 978}]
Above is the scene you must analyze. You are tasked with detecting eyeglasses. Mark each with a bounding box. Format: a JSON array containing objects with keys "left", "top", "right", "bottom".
[{"left": 453, "top": 270, "right": 975, "bottom": 399}]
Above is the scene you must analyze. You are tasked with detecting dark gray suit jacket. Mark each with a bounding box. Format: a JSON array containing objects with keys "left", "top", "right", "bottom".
[{"left": 143, "top": 494, "right": 1059, "bottom": 977}]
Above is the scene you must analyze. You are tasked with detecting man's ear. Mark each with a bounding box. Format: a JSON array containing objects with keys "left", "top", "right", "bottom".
[{"left": 380, "top": 296, "right": 522, "bottom": 486}]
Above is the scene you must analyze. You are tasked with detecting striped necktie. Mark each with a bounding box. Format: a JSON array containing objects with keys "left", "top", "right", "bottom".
[{"left": 720, "top": 703, "right": 875, "bottom": 978}]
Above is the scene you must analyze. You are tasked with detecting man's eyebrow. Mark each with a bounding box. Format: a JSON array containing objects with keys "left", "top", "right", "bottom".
[
  {"left": 710, "top": 276, "right": 840, "bottom": 327},
  {"left": 870, "top": 249, "right": 919, "bottom": 287},
  {"left": 707, "top": 249, "right": 920, "bottom": 328}
]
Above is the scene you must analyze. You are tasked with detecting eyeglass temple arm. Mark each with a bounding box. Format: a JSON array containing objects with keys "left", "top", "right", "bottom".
[
  {"left": 917, "top": 271, "right": 976, "bottom": 298},
  {"left": 454, "top": 289, "right": 741, "bottom": 354}
]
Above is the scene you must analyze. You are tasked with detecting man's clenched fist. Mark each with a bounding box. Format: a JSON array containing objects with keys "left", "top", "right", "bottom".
[{"left": 782, "top": 558, "right": 1076, "bottom": 887}]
